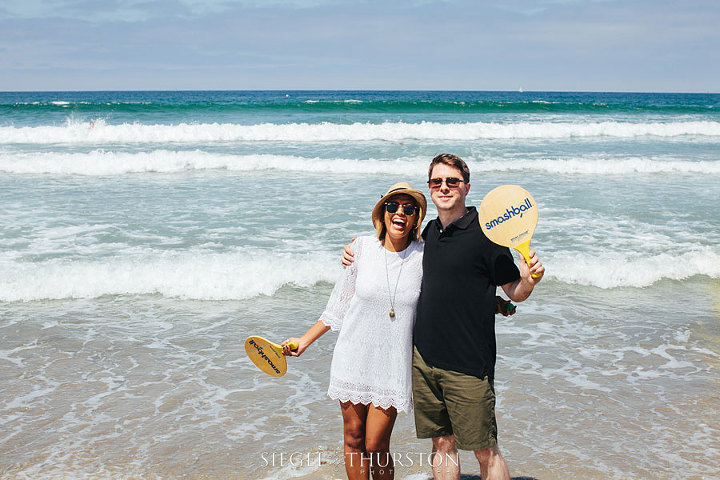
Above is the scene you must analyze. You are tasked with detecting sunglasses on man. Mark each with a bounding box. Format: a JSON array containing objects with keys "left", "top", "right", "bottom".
[{"left": 427, "top": 177, "right": 464, "bottom": 189}]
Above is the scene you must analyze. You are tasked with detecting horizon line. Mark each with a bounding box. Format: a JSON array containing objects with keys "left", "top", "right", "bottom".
[{"left": 1, "top": 89, "right": 719, "bottom": 95}]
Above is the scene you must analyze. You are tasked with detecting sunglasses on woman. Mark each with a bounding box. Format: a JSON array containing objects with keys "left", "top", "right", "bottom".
[{"left": 385, "top": 202, "right": 418, "bottom": 216}]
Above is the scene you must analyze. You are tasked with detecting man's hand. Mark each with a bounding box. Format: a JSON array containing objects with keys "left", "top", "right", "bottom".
[
  {"left": 495, "top": 296, "right": 516, "bottom": 316},
  {"left": 519, "top": 250, "right": 544, "bottom": 286},
  {"left": 502, "top": 250, "right": 544, "bottom": 302}
]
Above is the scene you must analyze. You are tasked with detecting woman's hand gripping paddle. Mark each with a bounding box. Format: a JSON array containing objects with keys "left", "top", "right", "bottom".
[
  {"left": 479, "top": 185, "right": 541, "bottom": 279},
  {"left": 244, "top": 336, "right": 298, "bottom": 377}
]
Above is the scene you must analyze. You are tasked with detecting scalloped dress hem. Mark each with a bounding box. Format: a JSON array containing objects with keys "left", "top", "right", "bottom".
[{"left": 327, "top": 388, "right": 412, "bottom": 413}]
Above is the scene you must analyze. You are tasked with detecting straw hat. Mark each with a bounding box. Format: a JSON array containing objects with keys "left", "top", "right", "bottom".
[{"left": 371, "top": 182, "right": 427, "bottom": 240}]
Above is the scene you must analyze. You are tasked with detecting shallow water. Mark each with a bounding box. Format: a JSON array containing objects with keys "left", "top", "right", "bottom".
[{"left": 1, "top": 91, "right": 719, "bottom": 479}]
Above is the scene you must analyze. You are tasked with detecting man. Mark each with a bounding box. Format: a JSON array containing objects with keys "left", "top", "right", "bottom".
[{"left": 344, "top": 154, "right": 544, "bottom": 480}]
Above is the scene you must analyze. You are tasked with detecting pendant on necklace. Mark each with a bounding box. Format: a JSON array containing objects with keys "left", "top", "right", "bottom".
[{"left": 389, "top": 309, "right": 395, "bottom": 318}]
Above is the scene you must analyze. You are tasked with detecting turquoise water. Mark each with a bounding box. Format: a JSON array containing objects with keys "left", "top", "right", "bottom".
[{"left": 1, "top": 91, "right": 719, "bottom": 479}]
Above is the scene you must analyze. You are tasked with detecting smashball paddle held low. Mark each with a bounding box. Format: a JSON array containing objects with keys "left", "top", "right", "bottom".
[
  {"left": 479, "top": 185, "right": 541, "bottom": 279},
  {"left": 244, "top": 336, "right": 298, "bottom": 377}
]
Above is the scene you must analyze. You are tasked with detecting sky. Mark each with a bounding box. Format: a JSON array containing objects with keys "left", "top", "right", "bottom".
[{"left": 0, "top": 0, "right": 718, "bottom": 92}]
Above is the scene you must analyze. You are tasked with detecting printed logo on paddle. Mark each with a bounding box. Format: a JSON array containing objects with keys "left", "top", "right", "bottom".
[
  {"left": 248, "top": 339, "right": 282, "bottom": 375},
  {"left": 484, "top": 197, "right": 534, "bottom": 232}
]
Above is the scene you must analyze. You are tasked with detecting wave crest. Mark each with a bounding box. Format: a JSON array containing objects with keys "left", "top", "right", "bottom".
[
  {"left": 1, "top": 247, "right": 719, "bottom": 302},
  {"left": 546, "top": 247, "right": 720, "bottom": 289},
  {"left": 0, "top": 250, "right": 340, "bottom": 302},
  {"left": 1, "top": 151, "right": 718, "bottom": 176},
  {"left": 2, "top": 120, "right": 720, "bottom": 144}
]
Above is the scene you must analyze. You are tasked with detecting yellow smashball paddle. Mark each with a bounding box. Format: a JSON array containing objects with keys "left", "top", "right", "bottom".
[
  {"left": 479, "top": 185, "right": 541, "bottom": 279},
  {"left": 244, "top": 336, "right": 298, "bottom": 377}
]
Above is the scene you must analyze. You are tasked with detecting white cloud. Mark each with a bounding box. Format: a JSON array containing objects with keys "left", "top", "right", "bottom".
[
  {"left": 0, "top": 0, "right": 357, "bottom": 21},
  {"left": 0, "top": 0, "right": 718, "bottom": 91}
]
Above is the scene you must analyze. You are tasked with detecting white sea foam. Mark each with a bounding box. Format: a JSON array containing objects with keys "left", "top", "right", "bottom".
[
  {"left": 1, "top": 119, "right": 720, "bottom": 144},
  {"left": 1, "top": 150, "right": 718, "bottom": 176},
  {"left": 546, "top": 247, "right": 720, "bottom": 288},
  {"left": 1, "top": 246, "right": 718, "bottom": 302},
  {"left": 0, "top": 249, "right": 340, "bottom": 302},
  {"left": 0, "top": 151, "right": 424, "bottom": 176},
  {"left": 475, "top": 156, "right": 720, "bottom": 175}
]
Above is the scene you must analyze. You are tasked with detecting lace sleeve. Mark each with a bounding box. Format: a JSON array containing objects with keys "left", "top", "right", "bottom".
[{"left": 319, "top": 237, "right": 361, "bottom": 331}]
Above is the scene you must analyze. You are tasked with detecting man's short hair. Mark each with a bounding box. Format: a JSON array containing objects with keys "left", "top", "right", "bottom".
[{"left": 428, "top": 153, "right": 470, "bottom": 183}]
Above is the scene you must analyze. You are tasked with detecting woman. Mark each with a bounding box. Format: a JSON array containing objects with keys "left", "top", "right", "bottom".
[{"left": 282, "top": 182, "right": 426, "bottom": 480}]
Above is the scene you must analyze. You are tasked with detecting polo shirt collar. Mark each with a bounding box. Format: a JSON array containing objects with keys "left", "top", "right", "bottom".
[
  {"left": 454, "top": 206, "right": 477, "bottom": 229},
  {"left": 435, "top": 206, "right": 477, "bottom": 232}
]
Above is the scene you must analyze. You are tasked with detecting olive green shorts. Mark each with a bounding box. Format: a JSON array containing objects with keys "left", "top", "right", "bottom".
[{"left": 412, "top": 346, "right": 498, "bottom": 451}]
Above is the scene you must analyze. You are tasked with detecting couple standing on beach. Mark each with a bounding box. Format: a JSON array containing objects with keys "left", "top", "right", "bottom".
[{"left": 283, "top": 153, "right": 545, "bottom": 480}]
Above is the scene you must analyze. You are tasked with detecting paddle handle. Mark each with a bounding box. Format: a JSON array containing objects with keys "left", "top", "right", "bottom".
[
  {"left": 286, "top": 341, "right": 299, "bottom": 351},
  {"left": 514, "top": 241, "right": 541, "bottom": 279}
]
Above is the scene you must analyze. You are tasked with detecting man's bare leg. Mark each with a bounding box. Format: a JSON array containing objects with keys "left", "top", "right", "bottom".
[
  {"left": 430, "top": 435, "right": 459, "bottom": 480},
  {"left": 474, "top": 445, "right": 510, "bottom": 480}
]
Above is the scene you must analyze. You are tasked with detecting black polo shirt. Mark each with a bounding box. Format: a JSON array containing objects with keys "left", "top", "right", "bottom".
[{"left": 414, "top": 206, "right": 520, "bottom": 380}]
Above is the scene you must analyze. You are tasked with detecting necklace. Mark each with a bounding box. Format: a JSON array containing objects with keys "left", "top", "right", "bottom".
[{"left": 384, "top": 244, "right": 409, "bottom": 318}]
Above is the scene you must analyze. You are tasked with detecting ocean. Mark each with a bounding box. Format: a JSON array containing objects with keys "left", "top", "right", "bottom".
[{"left": 0, "top": 90, "right": 719, "bottom": 480}]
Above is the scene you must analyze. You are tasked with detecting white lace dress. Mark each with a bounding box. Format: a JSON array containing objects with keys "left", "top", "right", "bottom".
[{"left": 320, "top": 235, "right": 424, "bottom": 413}]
